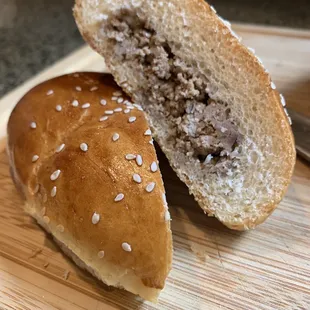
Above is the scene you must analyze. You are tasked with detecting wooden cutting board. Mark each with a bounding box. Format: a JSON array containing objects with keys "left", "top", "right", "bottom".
[{"left": 0, "top": 24, "right": 309, "bottom": 310}]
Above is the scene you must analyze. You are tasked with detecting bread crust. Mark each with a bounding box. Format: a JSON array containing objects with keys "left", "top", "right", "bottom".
[
  {"left": 7, "top": 72, "right": 172, "bottom": 301},
  {"left": 73, "top": 0, "right": 296, "bottom": 230}
]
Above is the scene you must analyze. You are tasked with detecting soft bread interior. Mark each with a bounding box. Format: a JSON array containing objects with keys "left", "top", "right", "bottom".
[{"left": 74, "top": 0, "right": 295, "bottom": 230}]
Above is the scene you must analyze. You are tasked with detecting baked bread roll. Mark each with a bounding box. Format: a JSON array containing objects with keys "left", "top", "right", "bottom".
[
  {"left": 7, "top": 72, "right": 172, "bottom": 302},
  {"left": 74, "top": 0, "right": 296, "bottom": 230}
]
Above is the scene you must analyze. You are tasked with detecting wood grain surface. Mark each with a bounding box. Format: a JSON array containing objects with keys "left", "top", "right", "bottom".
[{"left": 0, "top": 24, "right": 310, "bottom": 310}]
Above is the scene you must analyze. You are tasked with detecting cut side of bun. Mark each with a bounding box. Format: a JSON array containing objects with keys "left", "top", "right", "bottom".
[
  {"left": 7, "top": 72, "right": 172, "bottom": 302},
  {"left": 74, "top": 0, "right": 296, "bottom": 230}
]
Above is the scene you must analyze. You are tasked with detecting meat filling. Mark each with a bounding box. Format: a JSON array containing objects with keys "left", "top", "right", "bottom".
[{"left": 105, "top": 11, "right": 242, "bottom": 173}]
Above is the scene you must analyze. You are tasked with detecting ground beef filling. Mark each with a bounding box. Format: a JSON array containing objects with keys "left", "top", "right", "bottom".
[{"left": 105, "top": 13, "right": 242, "bottom": 171}]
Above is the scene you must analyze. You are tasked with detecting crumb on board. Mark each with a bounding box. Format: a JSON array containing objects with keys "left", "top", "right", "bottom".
[
  {"left": 43, "top": 262, "right": 49, "bottom": 268},
  {"left": 28, "top": 248, "right": 42, "bottom": 259},
  {"left": 63, "top": 270, "right": 70, "bottom": 280}
]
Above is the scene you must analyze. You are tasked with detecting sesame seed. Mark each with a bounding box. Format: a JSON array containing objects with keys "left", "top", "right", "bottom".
[
  {"left": 122, "top": 242, "right": 132, "bottom": 252},
  {"left": 72, "top": 100, "right": 79, "bottom": 107},
  {"left": 80, "top": 143, "right": 88, "bottom": 152},
  {"left": 248, "top": 47, "right": 255, "bottom": 54},
  {"left": 149, "top": 140, "right": 154, "bottom": 145},
  {"left": 30, "top": 122, "right": 37, "bottom": 129},
  {"left": 205, "top": 154, "right": 213, "bottom": 164},
  {"left": 117, "top": 97, "right": 124, "bottom": 104},
  {"left": 92, "top": 212, "right": 100, "bottom": 224},
  {"left": 46, "top": 90, "right": 54, "bottom": 96},
  {"left": 210, "top": 5, "right": 216, "bottom": 13},
  {"left": 99, "top": 116, "right": 108, "bottom": 122},
  {"left": 127, "top": 106, "right": 134, "bottom": 110},
  {"left": 82, "top": 103, "right": 90, "bottom": 109},
  {"left": 56, "top": 143, "right": 65, "bottom": 153},
  {"left": 114, "top": 107, "right": 122, "bottom": 112},
  {"left": 50, "top": 169, "right": 61, "bottom": 181},
  {"left": 125, "top": 154, "right": 136, "bottom": 160},
  {"left": 144, "top": 129, "right": 152, "bottom": 136},
  {"left": 56, "top": 224, "right": 65, "bottom": 232},
  {"left": 112, "top": 133, "right": 120, "bottom": 141},
  {"left": 136, "top": 155, "right": 143, "bottom": 166},
  {"left": 133, "top": 104, "right": 143, "bottom": 111},
  {"left": 33, "top": 184, "right": 40, "bottom": 194},
  {"left": 51, "top": 186, "right": 57, "bottom": 197},
  {"left": 111, "top": 96, "right": 118, "bottom": 101},
  {"left": 271, "top": 82, "right": 276, "bottom": 90},
  {"left": 146, "top": 182, "right": 155, "bottom": 193},
  {"left": 288, "top": 116, "right": 292, "bottom": 125},
  {"left": 98, "top": 251, "right": 105, "bottom": 258},
  {"left": 32, "top": 155, "right": 39, "bottom": 162},
  {"left": 114, "top": 193, "right": 124, "bottom": 202},
  {"left": 90, "top": 86, "right": 98, "bottom": 92},
  {"left": 43, "top": 216, "right": 50, "bottom": 224},
  {"left": 55, "top": 105, "right": 62, "bottom": 112},
  {"left": 105, "top": 110, "right": 114, "bottom": 115},
  {"left": 150, "top": 161, "right": 158, "bottom": 172},
  {"left": 133, "top": 173, "right": 142, "bottom": 183},
  {"left": 40, "top": 207, "right": 46, "bottom": 216},
  {"left": 100, "top": 99, "right": 107, "bottom": 105},
  {"left": 124, "top": 109, "right": 130, "bottom": 114},
  {"left": 129, "top": 116, "right": 136, "bottom": 123},
  {"left": 280, "top": 94, "right": 286, "bottom": 106},
  {"left": 164, "top": 210, "right": 171, "bottom": 221},
  {"left": 113, "top": 91, "right": 122, "bottom": 97},
  {"left": 76, "top": 86, "right": 82, "bottom": 91}
]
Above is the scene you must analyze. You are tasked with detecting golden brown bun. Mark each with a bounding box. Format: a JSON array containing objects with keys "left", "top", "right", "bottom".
[
  {"left": 7, "top": 72, "right": 172, "bottom": 302},
  {"left": 74, "top": 0, "right": 296, "bottom": 230}
]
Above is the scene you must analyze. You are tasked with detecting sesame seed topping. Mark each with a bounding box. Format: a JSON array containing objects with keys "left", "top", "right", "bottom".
[
  {"left": 144, "top": 129, "right": 152, "bottom": 136},
  {"left": 271, "top": 82, "right": 276, "bottom": 90},
  {"left": 72, "top": 100, "right": 79, "bottom": 107},
  {"left": 122, "top": 242, "right": 132, "bottom": 252},
  {"left": 117, "top": 97, "right": 124, "bottom": 104},
  {"left": 57, "top": 224, "right": 65, "bottom": 232},
  {"left": 30, "top": 122, "right": 37, "bottom": 129},
  {"left": 210, "top": 5, "right": 216, "bottom": 13},
  {"left": 125, "top": 154, "right": 136, "bottom": 160},
  {"left": 50, "top": 169, "right": 61, "bottom": 181},
  {"left": 164, "top": 210, "right": 171, "bottom": 221},
  {"left": 43, "top": 216, "right": 50, "bottom": 224},
  {"left": 111, "top": 96, "right": 118, "bottom": 101},
  {"left": 55, "top": 105, "right": 62, "bottom": 112},
  {"left": 280, "top": 94, "right": 286, "bottom": 106},
  {"left": 32, "top": 155, "right": 39, "bottom": 162},
  {"left": 127, "top": 106, "right": 134, "bottom": 110},
  {"left": 288, "top": 116, "right": 292, "bottom": 125},
  {"left": 114, "top": 107, "right": 122, "bottom": 112},
  {"left": 136, "top": 155, "right": 143, "bottom": 166},
  {"left": 149, "top": 139, "right": 154, "bottom": 145},
  {"left": 92, "top": 212, "right": 100, "bottom": 224},
  {"left": 128, "top": 116, "right": 136, "bottom": 123},
  {"left": 33, "top": 184, "right": 40, "bottom": 194},
  {"left": 105, "top": 110, "right": 114, "bottom": 115},
  {"left": 113, "top": 91, "right": 122, "bottom": 97},
  {"left": 112, "top": 133, "right": 120, "bottom": 141},
  {"left": 82, "top": 103, "right": 90, "bottom": 109},
  {"left": 100, "top": 99, "right": 107, "bottom": 105},
  {"left": 76, "top": 86, "right": 82, "bottom": 91},
  {"left": 99, "top": 116, "right": 108, "bottom": 122},
  {"left": 146, "top": 182, "right": 156, "bottom": 193},
  {"left": 80, "top": 143, "right": 88, "bottom": 152},
  {"left": 40, "top": 207, "right": 46, "bottom": 216},
  {"left": 114, "top": 193, "right": 124, "bottom": 202},
  {"left": 133, "top": 173, "right": 142, "bottom": 183},
  {"left": 133, "top": 104, "right": 143, "bottom": 111},
  {"left": 56, "top": 143, "right": 65, "bottom": 153},
  {"left": 51, "top": 186, "right": 57, "bottom": 197},
  {"left": 46, "top": 90, "right": 54, "bottom": 96},
  {"left": 124, "top": 109, "right": 130, "bottom": 114},
  {"left": 98, "top": 251, "right": 105, "bottom": 258},
  {"left": 150, "top": 162, "right": 158, "bottom": 172},
  {"left": 248, "top": 47, "right": 255, "bottom": 54},
  {"left": 90, "top": 86, "right": 98, "bottom": 92}
]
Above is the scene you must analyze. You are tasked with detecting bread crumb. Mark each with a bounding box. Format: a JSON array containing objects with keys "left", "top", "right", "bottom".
[
  {"left": 63, "top": 270, "right": 70, "bottom": 280},
  {"left": 29, "top": 248, "right": 42, "bottom": 259}
]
